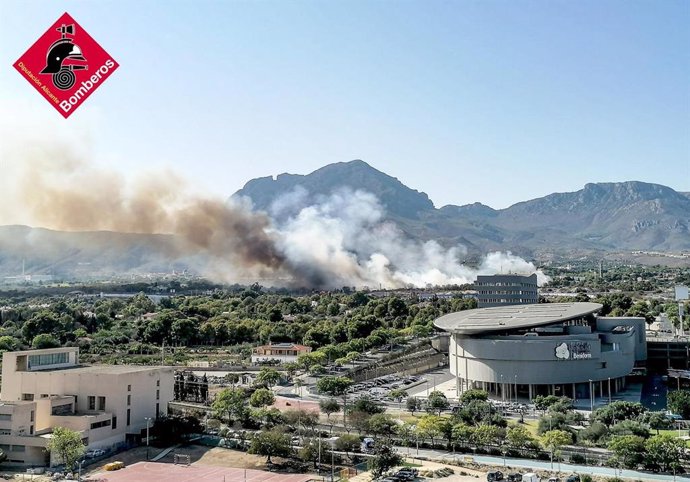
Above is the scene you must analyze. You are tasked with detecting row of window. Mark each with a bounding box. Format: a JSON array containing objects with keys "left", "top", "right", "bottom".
[
  {"left": 90, "top": 419, "right": 111, "bottom": 430},
  {"left": 0, "top": 444, "right": 25, "bottom": 452},
  {"left": 28, "top": 352, "right": 68, "bottom": 368}
]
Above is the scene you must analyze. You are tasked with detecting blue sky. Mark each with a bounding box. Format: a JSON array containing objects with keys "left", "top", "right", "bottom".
[{"left": 1, "top": 0, "right": 688, "bottom": 209}]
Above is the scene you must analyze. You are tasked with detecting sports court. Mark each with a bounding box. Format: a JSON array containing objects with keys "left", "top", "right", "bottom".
[{"left": 91, "top": 461, "right": 315, "bottom": 482}]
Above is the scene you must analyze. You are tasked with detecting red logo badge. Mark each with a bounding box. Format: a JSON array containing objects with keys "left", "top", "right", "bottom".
[{"left": 13, "top": 12, "right": 119, "bottom": 118}]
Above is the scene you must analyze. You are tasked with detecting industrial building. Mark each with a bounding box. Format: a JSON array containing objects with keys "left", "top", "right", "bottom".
[
  {"left": 0, "top": 348, "right": 174, "bottom": 467},
  {"left": 434, "top": 302, "right": 646, "bottom": 402}
]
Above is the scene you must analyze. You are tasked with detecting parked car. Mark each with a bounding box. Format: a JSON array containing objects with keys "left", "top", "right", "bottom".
[
  {"left": 565, "top": 475, "right": 580, "bottom": 482},
  {"left": 522, "top": 473, "right": 540, "bottom": 482},
  {"left": 507, "top": 474, "right": 523, "bottom": 482},
  {"left": 487, "top": 471, "right": 504, "bottom": 481}
]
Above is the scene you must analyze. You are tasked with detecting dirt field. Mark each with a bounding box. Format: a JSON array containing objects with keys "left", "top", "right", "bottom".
[
  {"left": 83, "top": 445, "right": 282, "bottom": 475},
  {"left": 83, "top": 445, "right": 309, "bottom": 481}
]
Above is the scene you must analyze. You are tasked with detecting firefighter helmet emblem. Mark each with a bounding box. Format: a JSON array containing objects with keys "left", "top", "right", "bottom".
[{"left": 40, "top": 24, "right": 88, "bottom": 90}]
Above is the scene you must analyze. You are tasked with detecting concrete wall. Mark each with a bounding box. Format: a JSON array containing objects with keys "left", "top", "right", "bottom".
[{"left": 450, "top": 331, "right": 636, "bottom": 385}]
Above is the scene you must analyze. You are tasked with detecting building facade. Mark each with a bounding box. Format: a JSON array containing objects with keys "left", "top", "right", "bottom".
[
  {"left": 251, "top": 342, "right": 312, "bottom": 364},
  {"left": 0, "top": 348, "right": 174, "bottom": 467},
  {"left": 475, "top": 274, "right": 538, "bottom": 308},
  {"left": 435, "top": 303, "right": 646, "bottom": 403}
]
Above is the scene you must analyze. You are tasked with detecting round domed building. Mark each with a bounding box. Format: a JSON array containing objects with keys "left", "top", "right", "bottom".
[{"left": 434, "top": 302, "right": 646, "bottom": 402}]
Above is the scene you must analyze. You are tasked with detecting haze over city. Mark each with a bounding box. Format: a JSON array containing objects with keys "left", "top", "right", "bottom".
[{"left": 1, "top": 0, "right": 688, "bottom": 211}]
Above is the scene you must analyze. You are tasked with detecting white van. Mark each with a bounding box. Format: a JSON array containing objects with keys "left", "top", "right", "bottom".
[{"left": 522, "top": 473, "right": 540, "bottom": 482}]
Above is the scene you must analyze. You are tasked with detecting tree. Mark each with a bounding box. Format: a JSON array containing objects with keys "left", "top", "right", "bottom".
[
  {"left": 47, "top": 426, "right": 85, "bottom": 470},
  {"left": 251, "top": 407, "right": 285, "bottom": 428},
  {"left": 350, "top": 396, "right": 385, "bottom": 415},
  {"left": 212, "top": 387, "right": 248, "bottom": 424},
  {"left": 460, "top": 389, "right": 488, "bottom": 404},
  {"left": 316, "top": 376, "right": 353, "bottom": 397},
  {"left": 607, "top": 435, "right": 646, "bottom": 469},
  {"left": 639, "top": 411, "right": 672, "bottom": 434},
  {"left": 256, "top": 368, "right": 281, "bottom": 388},
  {"left": 541, "top": 430, "right": 572, "bottom": 469},
  {"left": 470, "top": 425, "right": 504, "bottom": 448},
  {"left": 283, "top": 409, "right": 319, "bottom": 433},
  {"left": 533, "top": 395, "right": 563, "bottom": 414},
  {"left": 348, "top": 410, "right": 372, "bottom": 434},
  {"left": 319, "top": 398, "right": 341, "bottom": 432},
  {"left": 249, "top": 429, "right": 292, "bottom": 464},
  {"left": 591, "top": 401, "right": 646, "bottom": 427},
  {"left": 417, "top": 415, "right": 446, "bottom": 447},
  {"left": 368, "top": 441, "right": 403, "bottom": 478},
  {"left": 368, "top": 413, "right": 398, "bottom": 440},
  {"left": 667, "top": 390, "right": 690, "bottom": 419},
  {"left": 609, "top": 420, "right": 650, "bottom": 439},
  {"left": 299, "top": 437, "right": 329, "bottom": 469},
  {"left": 0, "top": 336, "right": 18, "bottom": 352},
  {"left": 644, "top": 433, "right": 686, "bottom": 473},
  {"left": 249, "top": 388, "right": 276, "bottom": 408},
  {"left": 427, "top": 390, "right": 450, "bottom": 415},
  {"left": 31, "top": 333, "right": 60, "bottom": 349},
  {"left": 335, "top": 434, "right": 361, "bottom": 463},
  {"left": 389, "top": 388, "right": 408, "bottom": 402},
  {"left": 506, "top": 425, "right": 538, "bottom": 452},
  {"left": 406, "top": 396, "right": 422, "bottom": 414}
]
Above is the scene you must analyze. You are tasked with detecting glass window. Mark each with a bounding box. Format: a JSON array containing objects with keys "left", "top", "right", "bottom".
[
  {"left": 28, "top": 352, "right": 68, "bottom": 369},
  {"left": 126, "top": 409, "right": 130, "bottom": 426},
  {"left": 0, "top": 414, "right": 11, "bottom": 421},
  {"left": 88, "top": 396, "right": 96, "bottom": 410},
  {"left": 98, "top": 396, "right": 106, "bottom": 411},
  {"left": 127, "top": 385, "right": 131, "bottom": 392}
]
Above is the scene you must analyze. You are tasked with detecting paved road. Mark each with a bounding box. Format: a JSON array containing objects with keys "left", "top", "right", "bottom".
[{"left": 399, "top": 446, "right": 687, "bottom": 481}]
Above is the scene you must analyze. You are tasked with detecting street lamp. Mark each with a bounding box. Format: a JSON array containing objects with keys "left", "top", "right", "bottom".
[
  {"left": 77, "top": 459, "right": 84, "bottom": 481},
  {"left": 144, "top": 417, "right": 151, "bottom": 460},
  {"left": 608, "top": 377, "right": 612, "bottom": 404},
  {"left": 500, "top": 374, "right": 504, "bottom": 402}
]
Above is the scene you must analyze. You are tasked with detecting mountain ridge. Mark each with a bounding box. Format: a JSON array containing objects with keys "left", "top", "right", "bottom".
[{"left": 233, "top": 160, "right": 690, "bottom": 253}]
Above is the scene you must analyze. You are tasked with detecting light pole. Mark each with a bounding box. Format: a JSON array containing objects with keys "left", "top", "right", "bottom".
[
  {"left": 500, "top": 374, "right": 504, "bottom": 402},
  {"left": 608, "top": 377, "right": 611, "bottom": 404},
  {"left": 145, "top": 416, "right": 152, "bottom": 448},
  {"left": 78, "top": 460, "right": 84, "bottom": 481}
]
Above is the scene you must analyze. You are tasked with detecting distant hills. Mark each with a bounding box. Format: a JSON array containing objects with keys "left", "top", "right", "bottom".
[
  {"left": 233, "top": 160, "right": 690, "bottom": 256},
  {"left": 1, "top": 160, "right": 688, "bottom": 279}
]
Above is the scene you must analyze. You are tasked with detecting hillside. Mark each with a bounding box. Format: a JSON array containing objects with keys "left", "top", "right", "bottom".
[{"left": 234, "top": 161, "right": 690, "bottom": 254}]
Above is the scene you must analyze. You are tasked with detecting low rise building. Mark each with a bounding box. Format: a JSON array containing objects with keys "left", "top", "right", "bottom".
[
  {"left": 0, "top": 348, "right": 174, "bottom": 467},
  {"left": 251, "top": 342, "right": 311, "bottom": 364}
]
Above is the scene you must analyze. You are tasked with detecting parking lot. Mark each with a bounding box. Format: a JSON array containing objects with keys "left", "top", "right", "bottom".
[{"left": 346, "top": 374, "right": 424, "bottom": 402}]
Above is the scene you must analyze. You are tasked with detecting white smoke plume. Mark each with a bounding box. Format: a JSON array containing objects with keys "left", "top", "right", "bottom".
[{"left": 271, "top": 187, "right": 549, "bottom": 288}]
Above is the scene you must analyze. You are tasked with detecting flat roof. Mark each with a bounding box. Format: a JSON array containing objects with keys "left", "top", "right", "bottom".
[
  {"left": 434, "top": 302, "right": 603, "bottom": 335},
  {"left": 27, "top": 364, "right": 170, "bottom": 375}
]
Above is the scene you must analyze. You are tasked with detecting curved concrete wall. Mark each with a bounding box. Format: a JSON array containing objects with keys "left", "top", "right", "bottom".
[{"left": 450, "top": 331, "right": 636, "bottom": 385}]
